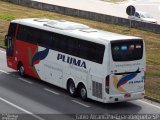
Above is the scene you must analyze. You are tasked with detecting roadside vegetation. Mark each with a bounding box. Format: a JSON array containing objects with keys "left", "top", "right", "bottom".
[{"left": 0, "top": 1, "right": 159, "bottom": 100}]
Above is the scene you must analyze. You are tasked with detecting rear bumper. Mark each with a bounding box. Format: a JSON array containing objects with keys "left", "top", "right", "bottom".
[{"left": 105, "top": 91, "right": 145, "bottom": 103}]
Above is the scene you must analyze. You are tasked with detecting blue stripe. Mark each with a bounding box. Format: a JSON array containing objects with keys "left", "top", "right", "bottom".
[
  {"left": 32, "top": 48, "right": 49, "bottom": 66},
  {"left": 117, "top": 68, "right": 139, "bottom": 88}
]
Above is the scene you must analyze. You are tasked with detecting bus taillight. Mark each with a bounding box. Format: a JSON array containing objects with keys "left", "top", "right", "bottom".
[{"left": 105, "top": 75, "right": 109, "bottom": 94}]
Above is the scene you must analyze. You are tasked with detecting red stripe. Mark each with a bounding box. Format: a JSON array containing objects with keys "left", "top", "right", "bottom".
[{"left": 33, "top": 60, "right": 40, "bottom": 65}]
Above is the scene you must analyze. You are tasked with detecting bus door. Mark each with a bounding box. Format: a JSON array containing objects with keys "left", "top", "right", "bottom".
[{"left": 5, "top": 23, "right": 17, "bottom": 67}]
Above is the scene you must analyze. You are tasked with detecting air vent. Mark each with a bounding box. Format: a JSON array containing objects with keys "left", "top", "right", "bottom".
[
  {"left": 34, "top": 18, "right": 49, "bottom": 22},
  {"left": 92, "top": 81, "right": 102, "bottom": 99},
  {"left": 44, "top": 20, "right": 57, "bottom": 26},
  {"left": 44, "top": 20, "right": 90, "bottom": 30},
  {"left": 80, "top": 29, "right": 97, "bottom": 33}
]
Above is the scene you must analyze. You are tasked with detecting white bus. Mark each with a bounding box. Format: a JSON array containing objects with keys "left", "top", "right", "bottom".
[{"left": 5, "top": 18, "right": 146, "bottom": 103}]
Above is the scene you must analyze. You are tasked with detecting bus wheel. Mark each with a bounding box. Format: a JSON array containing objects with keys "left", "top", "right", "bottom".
[
  {"left": 67, "top": 80, "right": 77, "bottom": 97},
  {"left": 79, "top": 84, "right": 87, "bottom": 101},
  {"left": 18, "top": 63, "right": 25, "bottom": 77}
]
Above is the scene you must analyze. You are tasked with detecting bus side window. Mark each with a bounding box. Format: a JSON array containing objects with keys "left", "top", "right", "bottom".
[
  {"left": 6, "top": 23, "right": 17, "bottom": 56},
  {"left": 17, "top": 25, "right": 37, "bottom": 44},
  {"left": 8, "top": 23, "right": 17, "bottom": 37},
  {"left": 38, "top": 30, "right": 52, "bottom": 48},
  {"left": 17, "top": 25, "right": 27, "bottom": 41},
  {"left": 5, "top": 23, "right": 17, "bottom": 46}
]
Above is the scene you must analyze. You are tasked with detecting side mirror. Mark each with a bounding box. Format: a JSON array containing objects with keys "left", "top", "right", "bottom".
[{"left": 5, "top": 35, "right": 8, "bottom": 46}]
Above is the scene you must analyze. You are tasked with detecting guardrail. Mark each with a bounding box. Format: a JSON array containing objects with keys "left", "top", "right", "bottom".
[{"left": 8, "top": 0, "right": 160, "bottom": 33}]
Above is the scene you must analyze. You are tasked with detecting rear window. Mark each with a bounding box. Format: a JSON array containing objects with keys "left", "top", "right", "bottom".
[{"left": 111, "top": 39, "right": 143, "bottom": 61}]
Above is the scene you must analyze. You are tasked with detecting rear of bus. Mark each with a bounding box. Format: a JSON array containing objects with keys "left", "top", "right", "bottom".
[{"left": 105, "top": 38, "right": 145, "bottom": 103}]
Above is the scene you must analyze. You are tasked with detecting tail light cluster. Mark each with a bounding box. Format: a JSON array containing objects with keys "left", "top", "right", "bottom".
[{"left": 105, "top": 75, "right": 109, "bottom": 94}]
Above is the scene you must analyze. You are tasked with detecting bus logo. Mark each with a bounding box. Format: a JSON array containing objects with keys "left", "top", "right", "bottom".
[
  {"left": 113, "top": 68, "right": 139, "bottom": 92},
  {"left": 113, "top": 46, "right": 119, "bottom": 51},
  {"left": 117, "top": 71, "right": 138, "bottom": 88},
  {"left": 32, "top": 48, "right": 49, "bottom": 66},
  {"left": 57, "top": 53, "right": 86, "bottom": 69},
  {"left": 121, "top": 46, "right": 127, "bottom": 51},
  {"left": 136, "top": 45, "right": 142, "bottom": 49},
  {"left": 129, "top": 45, "right": 134, "bottom": 50}
]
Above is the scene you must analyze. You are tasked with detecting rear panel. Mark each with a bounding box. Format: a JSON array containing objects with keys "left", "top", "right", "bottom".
[
  {"left": 109, "top": 39, "right": 145, "bottom": 95},
  {"left": 110, "top": 71, "right": 144, "bottom": 94}
]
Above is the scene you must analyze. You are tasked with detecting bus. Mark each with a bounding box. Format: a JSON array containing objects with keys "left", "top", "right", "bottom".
[{"left": 5, "top": 18, "right": 146, "bottom": 103}]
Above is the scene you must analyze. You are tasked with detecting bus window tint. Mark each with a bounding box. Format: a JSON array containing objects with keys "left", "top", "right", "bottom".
[
  {"left": 67, "top": 37, "right": 78, "bottom": 56},
  {"left": 17, "top": 25, "right": 27, "bottom": 41},
  {"left": 78, "top": 40, "right": 105, "bottom": 64},
  {"left": 16, "top": 25, "right": 105, "bottom": 64},
  {"left": 50, "top": 34, "right": 105, "bottom": 64},
  {"left": 17, "top": 25, "right": 37, "bottom": 44},
  {"left": 111, "top": 39, "right": 143, "bottom": 61},
  {"left": 38, "top": 30, "right": 52, "bottom": 48},
  {"left": 8, "top": 23, "right": 17, "bottom": 37}
]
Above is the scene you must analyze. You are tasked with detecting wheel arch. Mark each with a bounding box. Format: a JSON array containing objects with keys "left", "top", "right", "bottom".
[
  {"left": 17, "top": 61, "right": 23, "bottom": 70},
  {"left": 77, "top": 82, "right": 88, "bottom": 100},
  {"left": 66, "top": 77, "right": 74, "bottom": 90},
  {"left": 77, "top": 82, "right": 86, "bottom": 91}
]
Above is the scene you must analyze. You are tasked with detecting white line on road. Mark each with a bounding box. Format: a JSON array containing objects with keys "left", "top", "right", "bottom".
[
  {"left": 18, "top": 78, "right": 33, "bottom": 84},
  {"left": 138, "top": 100, "right": 160, "bottom": 109},
  {"left": 12, "top": 74, "right": 18, "bottom": 77},
  {"left": 71, "top": 100, "right": 90, "bottom": 108},
  {"left": 0, "top": 49, "right": 6, "bottom": 54},
  {"left": 0, "top": 97, "right": 45, "bottom": 120},
  {"left": 0, "top": 69, "right": 9, "bottom": 74},
  {"left": 44, "top": 88, "right": 60, "bottom": 95}
]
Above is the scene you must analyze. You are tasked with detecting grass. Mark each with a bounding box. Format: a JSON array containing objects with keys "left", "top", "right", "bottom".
[
  {"left": 0, "top": 1, "right": 160, "bottom": 100},
  {"left": 0, "top": 14, "right": 15, "bottom": 21},
  {"left": 0, "top": 20, "right": 8, "bottom": 47},
  {"left": 145, "top": 76, "right": 160, "bottom": 100}
]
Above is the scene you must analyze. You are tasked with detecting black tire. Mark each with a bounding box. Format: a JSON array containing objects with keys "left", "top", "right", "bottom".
[
  {"left": 67, "top": 80, "right": 77, "bottom": 97},
  {"left": 79, "top": 84, "right": 87, "bottom": 101},
  {"left": 18, "top": 63, "right": 25, "bottom": 77}
]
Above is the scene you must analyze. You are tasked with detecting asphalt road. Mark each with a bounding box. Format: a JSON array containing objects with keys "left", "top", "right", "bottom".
[
  {"left": 32, "top": 0, "right": 160, "bottom": 24},
  {"left": 0, "top": 49, "right": 160, "bottom": 120}
]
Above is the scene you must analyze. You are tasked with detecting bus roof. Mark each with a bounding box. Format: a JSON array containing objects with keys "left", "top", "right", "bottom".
[{"left": 11, "top": 18, "right": 141, "bottom": 44}]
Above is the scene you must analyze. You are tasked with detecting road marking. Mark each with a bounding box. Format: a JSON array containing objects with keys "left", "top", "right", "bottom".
[
  {"left": 44, "top": 88, "right": 60, "bottom": 95},
  {"left": 0, "top": 50, "right": 6, "bottom": 54},
  {"left": 138, "top": 100, "right": 160, "bottom": 109},
  {"left": 71, "top": 100, "right": 90, "bottom": 108},
  {"left": 0, "top": 69, "right": 9, "bottom": 74},
  {"left": 18, "top": 78, "right": 33, "bottom": 84},
  {"left": 12, "top": 74, "right": 18, "bottom": 77},
  {"left": 0, "top": 97, "right": 45, "bottom": 120}
]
